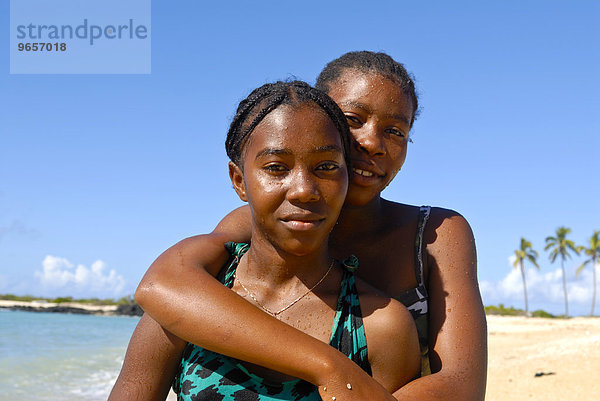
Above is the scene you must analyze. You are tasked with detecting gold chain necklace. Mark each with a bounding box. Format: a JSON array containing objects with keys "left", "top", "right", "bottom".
[{"left": 234, "top": 259, "right": 335, "bottom": 318}]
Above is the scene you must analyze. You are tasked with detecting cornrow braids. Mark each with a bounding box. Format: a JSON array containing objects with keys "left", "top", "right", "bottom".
[
  {"left": 225, "top": 81, "right": 351, "bottom": 168},
  {"left": 315, "top": 51, "right": 420, "bottom": 127}
]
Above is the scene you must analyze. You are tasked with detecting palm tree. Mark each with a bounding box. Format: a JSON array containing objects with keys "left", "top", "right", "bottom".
[
  {"left": 545, "top": 226, "right": 579, "bottom": 317},
  {"left": 513, "top": 238, "right": 540, "bottom": 316},
  {"left": 577, "top": 231, "right": 600, "bottom": 316}
]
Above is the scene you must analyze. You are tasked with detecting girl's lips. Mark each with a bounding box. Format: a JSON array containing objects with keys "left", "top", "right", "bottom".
[
  {"left": 351, "top": 166, "right": 383, "bottom": 186},
  {"left": 280, "top": 212, "right": 326, "bottom": 231},
  {"left": 352, "top": 167, "right": 374, "bottom": 177},
  {"left": 280, "top": 219, "right": 324, "bottom": 231},
  {"left": 351, "top": 159, "right": 385, "bottom": 177}
]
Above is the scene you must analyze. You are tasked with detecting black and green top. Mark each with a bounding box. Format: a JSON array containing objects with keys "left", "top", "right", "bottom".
[
  {"left": 173, "top": 242, "right": 371, "bottom": 401},
  {"left": 394, "top": 205, "right": 431, "bottom": 376}
]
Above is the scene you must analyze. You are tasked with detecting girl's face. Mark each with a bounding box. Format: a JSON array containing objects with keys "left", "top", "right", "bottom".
[
  {"left": 326, "top": 70, "right": 414, "bottom": 207},
  {"left": 230, "top": 103, "right": 348, "bottom": 256}
]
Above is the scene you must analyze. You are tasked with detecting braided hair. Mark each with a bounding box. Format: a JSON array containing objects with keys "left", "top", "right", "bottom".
[
  {"left": 225, "top": 81, "right": 351, "bottom": 168},
  {"left": 315, "top": 51, "right": 420, "bottom": 127}
]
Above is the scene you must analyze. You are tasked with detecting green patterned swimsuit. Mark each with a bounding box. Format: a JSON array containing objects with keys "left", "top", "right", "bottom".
[
  {"left": 173, "top": 242, "right": 372, "bottom": 401},
  {"left": 395, "top": 206, "right": 431, "bottom": 376}
]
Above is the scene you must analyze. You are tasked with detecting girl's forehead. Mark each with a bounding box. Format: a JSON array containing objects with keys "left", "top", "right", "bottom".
[
  {"left": 255, "top": 103, "right": 330, "bottom": 130},
  {"left": 331, "top": 70, "right": 402, "bottom": 98},
  {"left": 328, "top": 71, "right": 413, "bottom": 121},
  {"left": 245, "top": 105, "right": 342, "bottom": 153}
]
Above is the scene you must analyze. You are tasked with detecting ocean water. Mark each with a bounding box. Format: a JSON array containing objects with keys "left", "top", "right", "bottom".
[{"left": 0, "top": 309, "right": 140, "bottom": 401}]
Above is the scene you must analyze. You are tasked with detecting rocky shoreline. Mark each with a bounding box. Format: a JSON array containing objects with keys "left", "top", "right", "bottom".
[{"left": 0, "top": 299, "right": 143, "bottom": 316}]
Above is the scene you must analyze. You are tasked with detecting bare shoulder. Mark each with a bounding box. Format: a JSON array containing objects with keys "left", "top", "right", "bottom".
[
  {"left": 425, "top": 207, "right": 477, "bottom": 273},
  {"left": 376, "top": 202, "right": 476, "bottom": 275},
  {"left": 381, "top": 201, "right": 472, "bottom": 236},
  {"left": 153, "top": 232, "right": 233, "bottom": 277},
  {"left": 212, "top": 205, "right": 252, "bottom": 238},
  {"left": 427, "top": 207, "right": 474, "bottom": 242},
  {"left": 149, "top": 205, "right": 252, "bottom": 277},
  {"left": 354, "top": 278, "right": 420, "bottom": 392}
]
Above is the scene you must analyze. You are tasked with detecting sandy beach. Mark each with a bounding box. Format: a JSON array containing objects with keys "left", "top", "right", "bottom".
[{"left": 486, "top": 315, "right": 600, "bottom": 401}]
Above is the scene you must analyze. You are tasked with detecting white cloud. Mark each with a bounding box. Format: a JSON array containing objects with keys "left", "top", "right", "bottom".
[
  {"left": 34, "top": 255, "right": 126, "bottom": 298},
  {"left": 507, "top": 254, "right": 517, "bottom": 267},
  {"left": 480, "top": 256, "right": 599, "bottom": 316}
]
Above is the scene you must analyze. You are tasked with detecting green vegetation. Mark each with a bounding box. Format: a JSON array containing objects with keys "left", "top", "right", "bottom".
[
  {"left": 531, "top": 309, "right": 558, "bottom": 318},
  {"left": 0, "top": 294, "right": 136, "bottom": 306},
  {"left": 485, "top": 304, "right": 558, "bottom": 318},
  {"left": 485, "top": 304, "right": 524, "bottom": 316}
]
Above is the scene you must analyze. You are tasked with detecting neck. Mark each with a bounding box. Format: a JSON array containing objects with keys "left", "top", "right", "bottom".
[
  {"left": 333, "top": 195, "right": 387, "bottom": 239},
  {"left": 242, "top": 232, "right": 333, "bottom": 288}
]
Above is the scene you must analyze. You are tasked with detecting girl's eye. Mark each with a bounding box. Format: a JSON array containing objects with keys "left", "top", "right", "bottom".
[
  {"left": 316, "top": 162, "right": 340, "bottom": 172},
  {"left": 264, "top": 164, "right": 287, "bottom": 172},
  {"left": 387, "top": 128, "right": 410, "bottom": 141},
  {"left": 345, "top": 115, "right": 362, "bottom": 126}
]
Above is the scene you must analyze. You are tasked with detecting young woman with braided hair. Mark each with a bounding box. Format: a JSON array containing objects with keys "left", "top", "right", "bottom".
[
  {"left": 132, "top": 51, "right": 487, "bottom": 400},
  {"left": 109, "top": 81, "right": 420, "bottom": 401}
]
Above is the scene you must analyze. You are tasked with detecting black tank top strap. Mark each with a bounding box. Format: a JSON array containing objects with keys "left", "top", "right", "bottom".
[{"left": 413, "top": 206, "right": 431, "bottom": 296}]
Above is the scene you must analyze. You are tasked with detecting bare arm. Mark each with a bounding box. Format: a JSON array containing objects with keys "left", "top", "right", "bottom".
[
  {"left": 135, "top": 206, "right": 406, "bottom": 400},
  {"left": 136, "top": 205, "right": 486, "bottom": 399},
  {"left": 135, "top": 207, "right": 251, "bottom": 330},
  {"left": 108, "top": 314, "right": 186, "bottom": 401},
  {"left": 393, "top": 209, "right": 487, "bottom": 400}
]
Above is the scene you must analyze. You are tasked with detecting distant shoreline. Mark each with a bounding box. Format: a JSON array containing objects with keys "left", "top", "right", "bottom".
[{"left": 0, "top": 299, "right": 143, "bottom": 316}]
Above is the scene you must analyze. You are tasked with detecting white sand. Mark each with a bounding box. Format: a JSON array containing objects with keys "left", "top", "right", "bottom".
[{"left": 486, "top": 315, "right": 600, "bottom": 401}]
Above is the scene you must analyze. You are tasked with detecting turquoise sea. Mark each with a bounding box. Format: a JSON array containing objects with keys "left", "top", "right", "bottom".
[{"left": 0, "top": 309, "right": 140, "bottom": 401}]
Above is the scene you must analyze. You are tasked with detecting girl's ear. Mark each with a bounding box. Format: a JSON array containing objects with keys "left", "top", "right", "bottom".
[{"left": 228, "top": 161, "right": 248, "bottom": 202}]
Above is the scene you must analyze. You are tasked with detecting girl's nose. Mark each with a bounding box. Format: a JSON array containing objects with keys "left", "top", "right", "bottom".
[
  {"left": 286, "top": 169, "right": 320, "bottom": 203},
  {"left": 354, "top": 123, "right": 385, "bottom": 157}
]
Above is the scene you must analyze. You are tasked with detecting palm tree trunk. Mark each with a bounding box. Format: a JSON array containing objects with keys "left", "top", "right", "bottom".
[
  {"left": 592, "top": 257, "right": 597, "bottom": 317},
  {"left": 561, "top": 259, "right": 569, "bottom": 317},
  {"left": 520, "top": 261, "right": 529, "bottom": 316}
]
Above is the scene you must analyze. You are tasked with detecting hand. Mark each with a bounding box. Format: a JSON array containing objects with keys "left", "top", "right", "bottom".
[{"left": 316, "top": 358, "right": 396, "bottom": 401}]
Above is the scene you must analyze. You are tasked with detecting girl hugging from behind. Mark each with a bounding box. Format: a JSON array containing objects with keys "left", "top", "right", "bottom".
[{"left": 109, "top": 81, "right": 419, "bottom": 401}]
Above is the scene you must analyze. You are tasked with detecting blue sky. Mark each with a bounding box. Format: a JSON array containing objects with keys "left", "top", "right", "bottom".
[{"left": 1, "top": 1, "right": 599, "bottom": 315}]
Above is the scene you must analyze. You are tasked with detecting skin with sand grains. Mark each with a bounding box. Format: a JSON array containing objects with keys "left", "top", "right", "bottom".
[
  {"left": 329, "top": 70, "right": 411, "bottom": 208},
  {"left": 109, "top": 82, "right": 420, "bottom": 401},
  {"left": 135, "top": 51, "right": 487, "bottom": 401}
]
